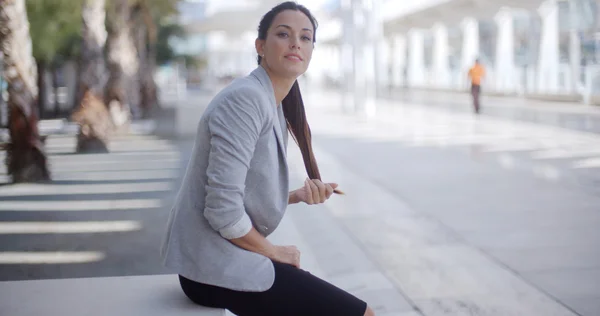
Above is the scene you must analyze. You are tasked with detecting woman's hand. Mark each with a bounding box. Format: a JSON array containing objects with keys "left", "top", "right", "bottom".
[
  {"left": 271, "top": 245, "right": 301, "bottom": 268},
  {"left": 293, "top": 178, "right": 338, "bottom": 205}
]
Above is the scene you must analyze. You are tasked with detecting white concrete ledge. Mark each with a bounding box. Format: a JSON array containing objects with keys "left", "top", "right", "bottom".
[{"left": 0, "top": 274, "right": 226, "bottom": 316}]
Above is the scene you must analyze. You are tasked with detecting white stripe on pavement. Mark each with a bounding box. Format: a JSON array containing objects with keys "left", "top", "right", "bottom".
[
  {"left": 497, "top": 154, "right": 516, "bottom": 170},
  {"left": 0, "top": 199, "right": 162, "bottom": 211},
  {"left": 532, "top": 148, "right": 600, "bottom": 159},
  {"left": 54, "top": 150, "right": 181, "bottom": 158},
  {"left": 46, "top": 134, "right": 162, "bottom": 141},
  {"left": 572, "top": 157, "right": 600, "bottom": 169},
  {"left": 52, "top": 170, "right": 179, "bottom": 181},
  {"left": 0, "top": 252, "right": 105, "bottom": 264},
  {"left": 44, "top": 139, "right": 173, "bottom": 148},
  {"left": 53, "top": 150, "right": 180, "bottom": 160},
  {"left": 46, "top": 144, "right": 176, "bottom": 155},
  {"left": 47, "top": 164, "right": 180, "bottom": 173},
  {"left": 0, "top": 221, "right": 141, "bottom": 234},
  {"left": 2, "top": 169, "right": 179, "bottom": 182},
  {"left": 47, "top": 158, "right": 181, "bottom": 172},
  {"left": 483, "top": 141, "right": 544, "bottom": 153},
  {"left": 0, "top": 182, "right": 173, "bottom": 196},
  {"left": 533, "top": 164, "right": 561, "bottom": 181}
]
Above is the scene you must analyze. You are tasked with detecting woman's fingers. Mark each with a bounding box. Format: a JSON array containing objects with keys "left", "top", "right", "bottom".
[
  {"left": 304, "top": 179, "right": 314, "bottom": 204},
  {"left": 325, "top": 183, "right": 334, "bottom": 199},
  {"left": 291, "top": 246, "right": 301, "bottom": 268},
  {"left": 294, "top": 249, "right": 301, "bottom": 268},
  {"left": 305, "top": 179, "right": 337, "bottom": 204},
  {"left": 307, "top": 178, "right": 320, "bottom": 204},
  {"left": 313, "top": 179, "right": 327, "bottom": 203}
]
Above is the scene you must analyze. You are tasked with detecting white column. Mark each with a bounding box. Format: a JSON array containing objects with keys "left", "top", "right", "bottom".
[
  {"left": 341, "top": 0, "right": 384, "bottom": 116},
  {"left": 206, "top": 31, "right": 227, "bottom": 86},
  {"left": 332, "top": 45, "right": 341, "bottom": 81},
  {"left": 460, "top": 17, "right": 479, "bottom": 89},
  {"left": 339, "top": 0, "right": 387, "bottom": 116},
  {"left": 340, "top": 0, "right": 355, "bottom": 113},
  {"left": 494, "top": 8, "right": 516, "bottom": 93},
  {"left": 569, "top": 0, "right": 581, "bottom": 93},
  {"left": 321, "top": 45, "right": 340, "bottom": 87},
  {"left": 432, "top": 23, "right": 450, "bottom": 88},
  {"left": 408, "top": 29, "right": 425, "bottom": 87},
  {"left": 373, "top": 38, "right": 389, "bottom": 94},
  {"left": 369, "top": 0, "right": 387, "bottom": 97},
  {"left": 351, "top": 0, "right": 368, "bottom": 115},
  {"left": 390, "top": 34, "right": 407, "bottom": 87},
  {"left": 569, "top": 28, "right": 581, "bottom": 93},
  {"left": 537, "top": 0, "right": 560, "bottom": 93}
]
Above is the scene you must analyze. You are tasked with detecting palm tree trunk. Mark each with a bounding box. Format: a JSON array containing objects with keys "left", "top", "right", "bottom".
[
  {"left": 73, "top": 0, "right": 111, "bottom": 153},
  {"left": 133, "top": 3, "right": 159, "bottom": 118},
  {"left": 36, "top": 60, "right": 47, "bottom": 119},
  {"left": 106, "top": 0, "right": 139, "bottom": 128},
  {"left": 52, "top": 66, "right": 60, "bottom": 117},
  {"left": 77, "top": 0, "right": 107, "bottom": 101},
  {"left": 0, "top": 0, "right": 50, "bottom": 183}
]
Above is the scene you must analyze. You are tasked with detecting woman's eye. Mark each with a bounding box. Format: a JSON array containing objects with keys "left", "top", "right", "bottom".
[
  {"left": 277, "top": 32, "right": 289, "bottom": 38},
  {"left": 302, "top": 36, "right": 312, "bottom": 41}
]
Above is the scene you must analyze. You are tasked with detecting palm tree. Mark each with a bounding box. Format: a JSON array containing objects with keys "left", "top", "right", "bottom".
[
  {"left": 77, "top": 0, "right": 107, "bottom": 103},
  {"left": 105, "top": 0, "right": 139, "bottom": 128},
  {"left": 74, "top": 0, "right": 181, "bottom": 152},
  {"left": 0, "top": 0, "right": 50, "bottom": 182},
  {"left": 27, "top": 0, "right": 82, "bottom": 120},
  {"left": 73, "top": 0, "right": 112, "bottom": 153},
  {"left": 131, "top": 0, "right": 181, "bottom": 117},
  {"left": 132, "top": 2, "right": 158, "bottom": 118}
]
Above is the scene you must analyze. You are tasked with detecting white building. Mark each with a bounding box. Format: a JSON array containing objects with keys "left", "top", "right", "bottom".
[{"left": 182, "top": 0, "right": 600, "bottom": 109}]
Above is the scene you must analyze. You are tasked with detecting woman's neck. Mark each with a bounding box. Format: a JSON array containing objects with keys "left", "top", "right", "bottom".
[{"left": 261, "top": 64, "right": 295, "bottom": 106}]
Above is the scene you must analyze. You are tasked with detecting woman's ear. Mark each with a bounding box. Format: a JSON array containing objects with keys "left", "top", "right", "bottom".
[{"left": 255, "top": 38, "right": 265, "bottom": 57}]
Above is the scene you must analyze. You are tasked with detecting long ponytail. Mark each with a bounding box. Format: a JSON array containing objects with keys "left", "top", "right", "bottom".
[
  {"left": 282, "top": 81, "right": 342, "bottom": 194},
  {"left": 257, "top": 2, "right": 340, "bottom": 194}
]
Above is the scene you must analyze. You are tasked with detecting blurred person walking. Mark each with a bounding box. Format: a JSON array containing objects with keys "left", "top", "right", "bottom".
[
  {"left": 468, "top": 58, "right": 485, "bottom": 114},
  {"left": 160, "top": 2, "right": 375, "bottom": 316}
]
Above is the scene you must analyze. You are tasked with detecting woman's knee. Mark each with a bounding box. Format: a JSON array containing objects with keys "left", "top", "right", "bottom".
[{"left": 364, "top": 305, "right": 375, "bottom": 316}]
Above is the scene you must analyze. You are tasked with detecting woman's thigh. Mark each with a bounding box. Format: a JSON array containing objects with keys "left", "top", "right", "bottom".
[{"left": 180, "top": 261, "right": 367, "bottom": 316}]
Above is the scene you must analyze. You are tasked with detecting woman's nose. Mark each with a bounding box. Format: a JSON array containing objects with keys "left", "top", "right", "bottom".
[{"left": 290, "top": 38, "right": 300, "bottom": 49}]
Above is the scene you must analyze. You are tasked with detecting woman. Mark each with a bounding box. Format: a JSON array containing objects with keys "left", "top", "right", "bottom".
[{"left": 161, "top": 2, "right": 375, "bottom": 315}]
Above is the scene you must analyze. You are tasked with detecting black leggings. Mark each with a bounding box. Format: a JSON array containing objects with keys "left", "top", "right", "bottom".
[{"left": 179, "top": 261, "right": 367, "bottom": 316}]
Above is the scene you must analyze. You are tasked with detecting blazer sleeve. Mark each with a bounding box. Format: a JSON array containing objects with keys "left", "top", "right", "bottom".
[{"left": 203, "top": 85, "right": 271, "bottom": 240}]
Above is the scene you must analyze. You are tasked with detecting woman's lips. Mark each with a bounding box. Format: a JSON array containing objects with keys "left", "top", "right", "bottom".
[{"left": 285, "top": 54, "right": 302, "bottom": 61}]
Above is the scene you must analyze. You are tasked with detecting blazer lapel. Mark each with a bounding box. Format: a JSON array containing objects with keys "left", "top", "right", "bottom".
[
  {"left": 251, "top": 66, "right": 288, "bottom": 160},
  {"left": 273, "top": 104, "right": 287, "bottom": 158}
]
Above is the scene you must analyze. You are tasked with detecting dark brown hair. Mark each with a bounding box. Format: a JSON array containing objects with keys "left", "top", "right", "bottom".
[{"left": 257, "top": 2, "right": 341, "bottom": 194}]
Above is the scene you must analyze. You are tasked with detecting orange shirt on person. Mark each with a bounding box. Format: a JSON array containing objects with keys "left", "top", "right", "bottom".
[{"left": 468, "top": 64, "right": 485, "bottom": 86}]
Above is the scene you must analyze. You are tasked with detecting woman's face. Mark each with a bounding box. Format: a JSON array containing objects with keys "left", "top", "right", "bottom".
[{"left": 256, "top": 10, "right": 314, "bottom": 79}]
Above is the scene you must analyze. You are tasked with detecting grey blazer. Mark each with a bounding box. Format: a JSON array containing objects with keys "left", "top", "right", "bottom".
[{"left": 160, "top": 66, "right": 290, "bottom": 292}]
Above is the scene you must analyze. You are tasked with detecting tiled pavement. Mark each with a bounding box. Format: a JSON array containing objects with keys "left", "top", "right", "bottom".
[{"left": 2, "top": 88, "right": 599, "bottom": 315}]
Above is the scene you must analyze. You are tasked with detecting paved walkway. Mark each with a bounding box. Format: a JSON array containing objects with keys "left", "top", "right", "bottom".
[
  {"left": 0, "top": 123, "right": 417, "bottom": 315},
  {"left": 309, "top": 89, "right": 600, "bottom": 185},
  {"left": 382, "top": 89, "right": 600, "bottom": 135},
  {"left": 1, "top": 88, "right": 599, "bottom": 315},
  {"left": 300, "top": 89, "right": 600, "bottom": 316}
]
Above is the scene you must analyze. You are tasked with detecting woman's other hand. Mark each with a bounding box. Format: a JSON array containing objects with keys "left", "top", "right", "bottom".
[
  {"left": 294, "top": 178, "right": 338, "bottom": 205},
  {"left": 272, "top": 245, "right": 301, "bottom": 268}
]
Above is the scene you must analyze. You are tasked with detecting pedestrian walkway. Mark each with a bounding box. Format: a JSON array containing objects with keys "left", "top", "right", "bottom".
[
  {"left": 308, "top": 89, "right": 600, "bottom": 190},
  {"left": 288, "top": 142, "right": 580, "bottom": 316},
  {"left": 0, "top": 123, "right": 418, "bottom": 315},
  {"left": 0, "top": 130, "right": 183, "bottom": 277},
  {"left": 1, "top": 89, "right": 599, "bottom": 315},
  {"left": 301, "top": 89, "right": 600, "bottom": 316},
  {"left": 384, "top": 89, "right": 600, "bottom": 135}
]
